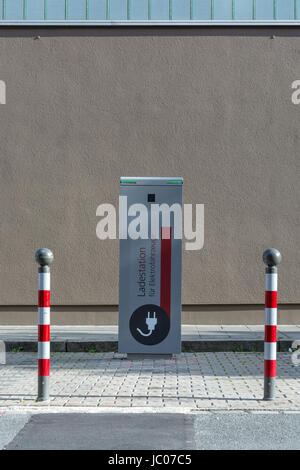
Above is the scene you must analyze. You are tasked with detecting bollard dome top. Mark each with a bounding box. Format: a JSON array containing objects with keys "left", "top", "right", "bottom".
[
  {"left": 263, "top": 248, "right": 281, "bottom": 267},
  {"left": 35, "top": 248, "right": 54, "bottom": 266}
]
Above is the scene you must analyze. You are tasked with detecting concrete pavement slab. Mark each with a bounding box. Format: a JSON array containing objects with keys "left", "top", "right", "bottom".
[
  {"left": 0, "top": 325, "right": 299, "bottom": 352},
  {"left": 3, "top": 412, "right": 300, "bottom": 450},
  {"left": 0, "top": 412, "right": 30, "bottom": 449}
]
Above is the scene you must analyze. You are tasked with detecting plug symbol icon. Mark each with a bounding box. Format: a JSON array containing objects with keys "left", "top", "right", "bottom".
[
  {"left": 130, "top": 304, "right": 170, "bottom": 345},
  {"left": 137, "top": 312, "right": 157, "bottom": 337}
]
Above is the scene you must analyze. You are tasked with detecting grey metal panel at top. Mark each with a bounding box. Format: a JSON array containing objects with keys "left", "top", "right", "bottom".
[{"left": 0, "top": 0, "right": 299, "bottom": 24}]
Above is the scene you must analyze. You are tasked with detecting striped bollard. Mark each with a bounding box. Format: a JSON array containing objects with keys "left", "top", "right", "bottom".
[
  {"left": 263, "top": 248, "right": 281, "bottom": 401},
  {"left": 35, "top": 248, "right": 54, "bottom": 402}
]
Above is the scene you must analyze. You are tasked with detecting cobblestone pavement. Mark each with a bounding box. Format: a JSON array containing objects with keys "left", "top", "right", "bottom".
[{"left": 0, "top": 352, "right": 299, "bottom": 410}]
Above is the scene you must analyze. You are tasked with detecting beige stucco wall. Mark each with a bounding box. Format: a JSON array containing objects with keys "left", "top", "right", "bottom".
[{"left": 0, "top": 27, "right": 299, "bottom": 324}]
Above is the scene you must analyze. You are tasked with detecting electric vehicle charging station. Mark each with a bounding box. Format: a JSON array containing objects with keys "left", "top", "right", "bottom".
[{"left": 118, "top": 177, "right": 183, "bottom": 355}]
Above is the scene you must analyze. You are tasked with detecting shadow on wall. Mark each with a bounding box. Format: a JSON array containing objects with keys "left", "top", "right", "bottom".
[{"left": 1, "top": 26, "right": 300, "bottom": 39}]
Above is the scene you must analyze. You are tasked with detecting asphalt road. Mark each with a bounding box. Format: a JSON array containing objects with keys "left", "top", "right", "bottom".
[{"left": 1, "top": 412, "right": 300, "bottom": 450}]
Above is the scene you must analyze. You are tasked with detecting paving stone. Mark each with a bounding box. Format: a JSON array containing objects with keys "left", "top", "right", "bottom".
[{"left": 0, "top": 352, "right": 299, "bottom": 411}]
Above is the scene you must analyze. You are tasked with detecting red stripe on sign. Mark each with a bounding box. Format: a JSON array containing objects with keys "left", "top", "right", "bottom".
[
  {"left": 264, "top": 359, "right": 276, "bottom": 378},
  {"left": 38, "top": 359, "right": 50, "bottom": 376},
  {"left": 160, "top": 227, "right": 172, "bottom": 318},
  {"left": 38, "top": 324, "right": 50, "bottom": 342},
  {"left": 265, "top": 291, "right": 277, "bottom": 308},
  {"left": 265, "top": 325, "right": 277, "bottom": 343},
  {"left": 38, "top": 290, "right": 50, "bottom": 308}
]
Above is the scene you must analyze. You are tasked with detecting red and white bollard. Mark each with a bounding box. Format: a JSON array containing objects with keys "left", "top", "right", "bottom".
[
  {"left": 35, "top": 248, "right": 54, "bottom": 402},
  {"left": 263, "top": 248, "right": 281, "bottom": 401}
]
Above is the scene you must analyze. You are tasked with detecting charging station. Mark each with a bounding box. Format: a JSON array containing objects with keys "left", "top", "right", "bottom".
[{"left": 118, "top": 177, "right": 183, "bottom": 355}]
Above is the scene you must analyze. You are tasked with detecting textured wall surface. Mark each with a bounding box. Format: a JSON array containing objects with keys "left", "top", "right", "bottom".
[{"left": 0, "top": 27, "right": 299, "bottom": 323}]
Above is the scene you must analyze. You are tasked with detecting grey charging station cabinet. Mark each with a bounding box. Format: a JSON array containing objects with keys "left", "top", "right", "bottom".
[{"left": 118, "top": 177, "right": 183, "bottom": 355}]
